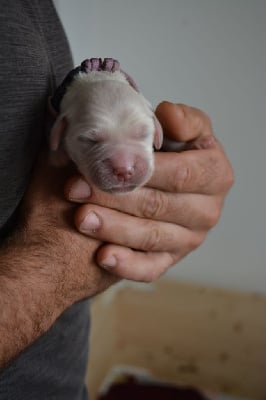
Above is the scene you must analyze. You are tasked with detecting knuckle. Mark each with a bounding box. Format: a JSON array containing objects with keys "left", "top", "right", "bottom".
[
  {"left": 174, "top": 165, "right": 192, "bottom": 192},
  {"left": 203, "top": 152, "right": 224, "bottom": 191},
  {"left": 140, "top": 253, "right": 178, "bottom": 283},
  {"left": 177, "top": 104, "right": 213, "bottom": 136},
  {"left": 212, "top": 153, "right": 235, "bottom": 194},
  {"left": 166, "top": 252, "right": 179, "bottom": 268},
  {"left": 188, "top": 232, "right": 205, "bottom": 251},
  {"left": 214, "top": 150, "right": 235, "bottom": 193},
  {"left": 194, "top": 108, "right": 213, "bottom": 134},
  {"left": 142, "top": 269, "right": 160, "bottom": 283},
  {"left": 207, "top": 152, "right": 220, "bottom": 177},
  {"left": 142, "top": 225, "right": 162, "bottom": 251},
  {"left": 141, "top": 189, "right": 166, "bottom": 219},
  {"left": 205, "top": 204, "right": 222, "bottom": 229}
]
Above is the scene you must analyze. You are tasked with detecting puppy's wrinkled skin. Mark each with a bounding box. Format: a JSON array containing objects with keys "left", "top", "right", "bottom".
[{"left": 50, "top": 71, "right": 163, "bottom": 194}]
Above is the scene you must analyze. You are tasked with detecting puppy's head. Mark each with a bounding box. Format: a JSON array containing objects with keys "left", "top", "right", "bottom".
[{"left": 50, "top": 73, "right": 163, "bottom": 194}]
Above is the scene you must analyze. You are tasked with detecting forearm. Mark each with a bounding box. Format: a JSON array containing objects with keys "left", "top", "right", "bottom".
[
  {"left": 0, "top": 210, "right": 118, "bottom": 370},
  {"left": 0, "top": 237, "right": 68, "bottom": 369}
]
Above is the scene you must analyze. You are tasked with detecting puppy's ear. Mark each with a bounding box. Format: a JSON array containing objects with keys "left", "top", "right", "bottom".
[
  {"left": 153, "top": 115, "right": 163, "bottom": 150},
  {"left": 50, "top": 116, "right": 67, "bottom": 150},
  {"left": 49, "top": 116, "right": 69, "bottom": 166}
]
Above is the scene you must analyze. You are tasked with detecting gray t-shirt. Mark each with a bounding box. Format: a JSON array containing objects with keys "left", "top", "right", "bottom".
[
  {"left": 0, "top": 1, "right": 90, "bottom": 399},
  {"left": 0, "top": 0, "right": 71, "bottom": 234}
]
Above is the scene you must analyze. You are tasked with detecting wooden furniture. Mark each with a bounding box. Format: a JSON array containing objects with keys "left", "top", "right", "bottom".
[{"left": 86, "top": 280, "right": 266, "bottom": 400}]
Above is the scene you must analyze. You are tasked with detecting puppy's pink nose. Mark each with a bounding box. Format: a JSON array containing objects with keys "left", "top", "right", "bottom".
[
  {"left": 113, "top": 165, "right": 134, "bottom": 182},
  {"left": 104, "top": 152, "right": 136, "bottom": 183}
]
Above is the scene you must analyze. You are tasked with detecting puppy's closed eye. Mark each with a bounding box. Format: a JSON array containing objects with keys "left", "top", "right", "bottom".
[{"left": 77, "top": 134, "right": 106, "bottom": 144}]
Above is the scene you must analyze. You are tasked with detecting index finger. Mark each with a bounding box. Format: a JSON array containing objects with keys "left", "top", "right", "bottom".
[{"left": 148, "top": 145, "right": 233, "bottom": 195}]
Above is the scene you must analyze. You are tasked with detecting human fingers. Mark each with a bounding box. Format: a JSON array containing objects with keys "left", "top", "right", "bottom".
[
  {"left": 19, "top": 149, "right": 121, "bottom": 304},
  {"left": 66, "top": 179, "right": 222, "bottom": 230},
  {"left": 66, "top": 145, "right": 231, "bottom": 204},
  {"left": 153, "top": 102, "right": 234, "bottom": 194},
  {"left": 96, "top": 245, "right": 180, "bottom": 282},
  {"left": 148, "top": 145, "right": 234, "bottom": 195},
  {"left": 74, "top": 203, "right": 205, "bottom": 253}
]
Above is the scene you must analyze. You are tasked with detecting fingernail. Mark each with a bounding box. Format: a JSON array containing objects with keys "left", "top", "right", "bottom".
[
  {"left": 69, "top": 179, "right": 91, "bottom": 200},
  {"left": 80, "top": 211, "right": 100, "bottom": 233},
  {"left": 100, "top": 256, "right": 117, "bottom": 269}
]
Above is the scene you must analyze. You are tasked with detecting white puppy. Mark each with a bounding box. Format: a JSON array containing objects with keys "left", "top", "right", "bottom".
[{"left": 50, "top": 59, "right": 163, "bottom": 194}]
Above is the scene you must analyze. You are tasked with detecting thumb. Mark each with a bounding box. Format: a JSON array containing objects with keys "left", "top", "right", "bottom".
[{"left": 155, "top": 101, "right": 213, "bottom": 143}]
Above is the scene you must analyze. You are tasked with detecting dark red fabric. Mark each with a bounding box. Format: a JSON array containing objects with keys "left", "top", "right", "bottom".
[{"left": 99, "top": 381, "right": 209, "bottom": 400}]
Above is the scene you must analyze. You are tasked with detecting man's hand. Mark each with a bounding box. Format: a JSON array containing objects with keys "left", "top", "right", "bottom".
[
  {"left": 65, "top": 102, "right": 234, "bottom": 282},
  {"left": 0, "top": 153, "right": 118, "bottom": 367},
  {"left": 15, "top": 153, "right": 119, "bottom": 303}
]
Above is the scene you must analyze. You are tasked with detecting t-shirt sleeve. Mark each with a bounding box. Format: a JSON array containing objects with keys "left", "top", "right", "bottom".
[{"left": 0, "top": 0, "right": 73, "bottom": 238}]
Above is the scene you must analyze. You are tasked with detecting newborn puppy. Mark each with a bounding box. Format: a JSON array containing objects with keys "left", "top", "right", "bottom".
[{"left": 49, "top": 58, "right": 163, "bottom": 194}]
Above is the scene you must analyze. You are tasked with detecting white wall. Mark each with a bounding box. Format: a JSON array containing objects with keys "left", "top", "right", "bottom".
[{"left": 54, "top": 0, "right": 266, "bottom": 293}]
